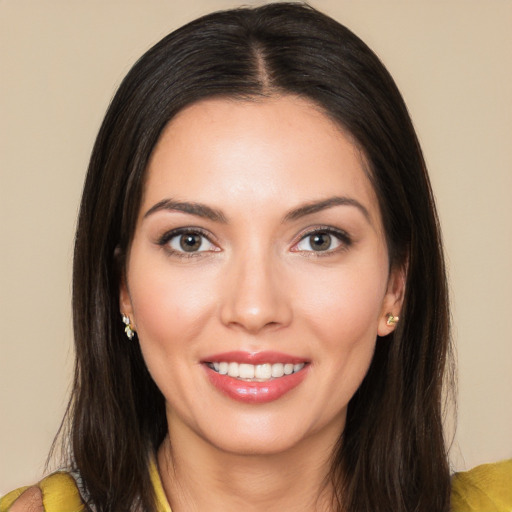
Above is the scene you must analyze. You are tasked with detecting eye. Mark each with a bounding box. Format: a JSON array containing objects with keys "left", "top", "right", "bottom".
[
  {"left": 293, "top": 228, "right": 350, "bottom": 253},
  {"left": 159, "top": 229, "right": 218, "bottom": 255}
]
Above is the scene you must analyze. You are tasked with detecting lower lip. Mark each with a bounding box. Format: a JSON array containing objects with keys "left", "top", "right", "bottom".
[{"left": 205, "top": 365, "right": 309, "bottom": 404}]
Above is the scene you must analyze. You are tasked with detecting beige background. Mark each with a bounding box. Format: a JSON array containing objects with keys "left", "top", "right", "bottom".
[{"left": 1, "top": 0, "right": 511, "bottom": 493}]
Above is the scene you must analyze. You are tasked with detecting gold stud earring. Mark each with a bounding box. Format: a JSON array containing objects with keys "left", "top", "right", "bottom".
[
  {"left": 386, "top": 313, "right": 399, "bottom": 326},
  {"left": 122, "top": 314, "right": 136, "bottom": 340}
]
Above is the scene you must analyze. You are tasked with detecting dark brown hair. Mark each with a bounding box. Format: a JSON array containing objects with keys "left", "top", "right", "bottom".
[{"left": 64, "top": 3, "right": 452, "bottom": 511}]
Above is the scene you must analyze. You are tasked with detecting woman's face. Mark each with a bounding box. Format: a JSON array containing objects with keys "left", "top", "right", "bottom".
[{"left": 121, "top": 96, "right": 403, "bottom": 455}]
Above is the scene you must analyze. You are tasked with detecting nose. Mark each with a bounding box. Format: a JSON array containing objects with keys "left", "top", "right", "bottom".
[{"left": 219, "top": 249, "right": 293, "bottom": 334}]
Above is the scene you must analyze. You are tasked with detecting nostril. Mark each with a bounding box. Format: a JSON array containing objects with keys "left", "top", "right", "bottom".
[{"left": 221, "top": 309, "right": 291, "bottom": 334}]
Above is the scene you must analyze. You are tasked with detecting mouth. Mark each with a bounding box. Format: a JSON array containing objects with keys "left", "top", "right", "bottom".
[
  {"left": 206, "top": 361, "right": 306, "bottom": 382},
  {"left": 202, "top": 351, "right": 310, "bottom": 403}
]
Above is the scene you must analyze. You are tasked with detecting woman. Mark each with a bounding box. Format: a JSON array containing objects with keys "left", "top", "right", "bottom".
[{"left": 2, "top": 3, "right": 510, "bottom": 512}]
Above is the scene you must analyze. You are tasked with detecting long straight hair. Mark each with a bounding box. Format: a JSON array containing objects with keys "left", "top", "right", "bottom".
[{"left": 65, "top": 3, "right": 452, "bottom": 511}]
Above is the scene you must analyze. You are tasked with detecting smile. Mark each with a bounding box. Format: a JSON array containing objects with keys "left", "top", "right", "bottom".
[
  {"left": 207, "top": 361, "right": 306, "bottom": 381},
  {"left": 203, "top": 352, "right": 310, "bottom": 403}
]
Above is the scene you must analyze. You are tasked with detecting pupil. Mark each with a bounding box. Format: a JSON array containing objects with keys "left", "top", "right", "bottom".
[
  {"left": 180, "top": 234, "right": 201, "bottom": 252},
  {"left": 311, "top": 233, "right": 331, "bottom": 251}
]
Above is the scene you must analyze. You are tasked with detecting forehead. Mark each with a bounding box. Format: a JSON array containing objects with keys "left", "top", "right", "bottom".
[{"left": 142, "top": 96, "right": 380, "bottom": 226}]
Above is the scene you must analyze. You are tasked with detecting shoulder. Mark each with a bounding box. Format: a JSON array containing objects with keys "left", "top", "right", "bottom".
[
  {"left": 451, "top": 459, "right": 512, "bottom": 512},
  {"left": 0, "top": 472, "right": 86, "bottom": 512}
]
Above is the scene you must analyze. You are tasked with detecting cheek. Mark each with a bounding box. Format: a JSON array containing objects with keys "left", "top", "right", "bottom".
[
  {"left": 126, "top": 260, "right": 221, "bottom": 404},
  {"left": 294, "top": 258, "right": 388, "bottom": 396},
  {"left": 128, "top": 258, "right": 217, "bottom": 356},
  {"left": 297, "top": 261, "right": 388, "bottom": 343}
]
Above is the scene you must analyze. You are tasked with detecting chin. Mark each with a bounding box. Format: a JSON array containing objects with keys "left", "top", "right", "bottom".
[
  {"left": 204, "top": 430, "right": 307, "bottom": 457},
  {"left": 193, "top": 408, "right": 345, "bottom": 458}
]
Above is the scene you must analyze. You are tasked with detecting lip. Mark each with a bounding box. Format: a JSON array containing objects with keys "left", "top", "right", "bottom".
[{"left": 202, "top": 351, "right": 310, "bottom": 404}]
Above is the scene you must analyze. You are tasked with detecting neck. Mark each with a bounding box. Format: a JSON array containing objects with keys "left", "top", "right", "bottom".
[{"left": 157, "top": 421, "right": 342, "bottom": 512}]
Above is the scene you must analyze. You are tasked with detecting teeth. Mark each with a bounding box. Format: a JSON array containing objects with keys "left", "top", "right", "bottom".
[
  {"left": 284, "top": 363, "right": 294, "bottom": 375},
  {"left": 254, "top": 363, "right": 272, "bottom": 379},
  {"left": 209, "top": 361, "right": 305, "bottom": 381},
  {"left": 228, "top": 362, "right": 239, "bottom": 377},
  {"left": 239, "top": 363, "right": 255, "bottom": 379},
  {"left": 271, "top": 363, "right": 284, "bottom": 378}
]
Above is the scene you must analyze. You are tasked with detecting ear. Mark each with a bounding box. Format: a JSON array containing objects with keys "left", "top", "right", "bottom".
[
  {"left": 119, "top": 269, "right": 136, "bottom": 330},
  {"left": 377, "top": 263, "right": 406, "bottom": 337}
]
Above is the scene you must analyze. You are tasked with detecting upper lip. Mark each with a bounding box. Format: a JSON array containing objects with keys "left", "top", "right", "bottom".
[{"left": 202, "top": 351, "right": 309, "bottom": 365}]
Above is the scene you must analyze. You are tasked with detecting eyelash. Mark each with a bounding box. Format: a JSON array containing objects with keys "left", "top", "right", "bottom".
[
  {"left": 156, "top": 225, "right": 352, "bottom": 259},
  {"left": 157, "top": 227, "right": 218, "bottom": 259},
  {"left": 292, "top": 226, "right": 352, "bottom": 257}
]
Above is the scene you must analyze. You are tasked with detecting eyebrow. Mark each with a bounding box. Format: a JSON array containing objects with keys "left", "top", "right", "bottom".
[
  {"left": 143, "top": 195, "right": 370, "bottom": 225},
  {"left": 143, "top": 199, "right": 227, "bottom": 223},
  {"left": 283, "top": 196, "right": 371, "bottom": 223}
]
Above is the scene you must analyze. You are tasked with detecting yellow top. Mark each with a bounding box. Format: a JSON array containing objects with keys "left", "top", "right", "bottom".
[
  {"left": 0, "top": 459, "right": 171, "bottom": 512},
  {"left": 1, "top": 458, "right": 511, "bottom": 511},
  {"left": 451, "top": 459, "right": 512, "bottom": 512}
]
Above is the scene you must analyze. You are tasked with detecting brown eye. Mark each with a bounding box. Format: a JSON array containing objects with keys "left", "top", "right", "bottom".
[
  {"left": 163, "top": 230, "right": 217, "bottom": 254},
  {"left": 294, "top": 228, "right": 351, "bottom": 254},
  {"left": 309, "top": 233, "right": 332, "bottom": 251},
  {"left": 180, "top": 233, "right": 203, "bottom": 252},
  {"left": 297, "top": 232, "right": 336, "bottom": 252}
]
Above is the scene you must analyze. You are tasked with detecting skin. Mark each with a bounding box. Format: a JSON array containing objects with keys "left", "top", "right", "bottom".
[
  {"left": 8, "top": 487, "right": 43, "bottom": 512},
  {"left": 120, "top": 96, "right": 404, "bottom": 512}
]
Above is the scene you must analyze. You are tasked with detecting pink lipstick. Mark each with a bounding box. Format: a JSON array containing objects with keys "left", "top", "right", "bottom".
[{"left": 202, "top": 351, "right": 309, "bottom": 404}]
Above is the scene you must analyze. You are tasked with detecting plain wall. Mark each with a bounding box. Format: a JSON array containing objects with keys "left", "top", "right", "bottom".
[{"left": 1, "top": 0, "right": 511, "bottom": 493}]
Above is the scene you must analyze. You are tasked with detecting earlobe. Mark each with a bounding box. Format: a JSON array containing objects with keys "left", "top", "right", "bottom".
[
  {"left": 377, "top": 264, "right": 406, "bottom": 337},
  {"left": 117, "top": 246, "right": 137, "bottom": 339},
  {"left": 122, "top": 313, "right": 136, "bottom": 340},
  {"left": 119, "top": 275, "right": 136, "bottom": 331},
  {"left": 386, "top": 313, "right": 399, "bottom": 326},
  {"left": 378, "top": 313, "right": 400, "bottom": 337}
]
